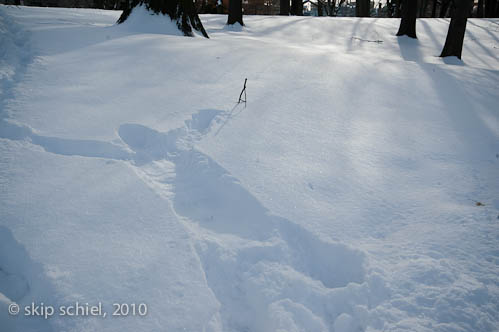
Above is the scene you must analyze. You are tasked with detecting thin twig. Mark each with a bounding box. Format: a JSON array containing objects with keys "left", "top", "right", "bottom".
[
  {"left": 238, "top": 78, "right": 247, "bottom": 105},
  {"left": 351, "top": 36, "right": 383, "bottom": 43}
]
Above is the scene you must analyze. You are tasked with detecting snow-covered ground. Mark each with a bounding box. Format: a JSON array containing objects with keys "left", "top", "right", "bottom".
[{"left": 0, "top": 5, "right": 498, "bottom": 332}]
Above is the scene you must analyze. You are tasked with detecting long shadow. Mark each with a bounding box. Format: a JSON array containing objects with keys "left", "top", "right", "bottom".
[
  {"left": 347, "top": 17, "right": 384, "bottom": 52},
  {"left": 465, "top": 29, "right": 498, "bottom": 61},
  {"left": 397, "top": 35, "right": 424, "bottom": 62},
  {"left": 395, "top": 23, "right": 498, "bottom": 160},
  {"left": 467, "top": 20, "right": 499, "bottom": 44},
  {"left": 419, "top": 19, "right": 444, "bottom": 49},
  {"left": 248, "top": 17, "right": 312, "bottom": 36}
]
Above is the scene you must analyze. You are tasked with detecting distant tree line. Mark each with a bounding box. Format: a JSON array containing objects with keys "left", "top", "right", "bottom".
[
  {"left": 6, "top": 0, "right": 499, "bottom": 18},
  {"left": 6, "top": 0, "right": 495, "bottom": 60}
]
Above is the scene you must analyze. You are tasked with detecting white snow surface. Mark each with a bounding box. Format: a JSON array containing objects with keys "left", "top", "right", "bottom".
[{"left": 1, "top": 5, "right": 498, "bottom": 332}]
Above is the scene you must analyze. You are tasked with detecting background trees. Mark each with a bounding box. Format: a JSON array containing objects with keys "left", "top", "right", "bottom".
[
  {"left": 280, "top": 0, "right": 290, "bottom": 15},
  {"left": 227, "top": 0, "right": 244, "bottom": 25},
  {"left": 356, "top": 0, "right": 370, "bottom": 17},
  {"left": 440, "top": 0, "right": 473, "bottom": 59},
  {"left": 291, "top": 0, "right": 304, "bottom": 15},
  {"left": 396, "top": 0, "right": 417, "bottom": 38}
]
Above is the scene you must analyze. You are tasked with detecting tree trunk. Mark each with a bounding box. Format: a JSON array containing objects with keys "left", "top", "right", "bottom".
[
  {"left": 485, "top": 0, "right": 497, "bottom": 17},
  {"left": 330, "top": 0, "right": 336, "bottom": 16},
  {"left": 280, "top": 0, "right": 290, "bottom": 15},
  {"left": 420, "top": 0, "right": 427, "bottom": 16},
  {"left": 397, "top": 0, "right": 418, "bottom": 38},
  {"left": 356, "top": 0, "right": 370, "bottom": 16},
  {"left": 227, "top": 0, "right": 244, "bottom": 25},
  {"left": 440, "top": 0, "right": 473, "bottom": 59},
  {"left": 431, "top": 0, "right": 437, "bottom": 17},
  {"left": 387, "top": 0, "right": 393, "bottom": 17},
  {"left": 318, "top": 1, "right": 324, "bottom": 16},
  {"left": 439, "top": 0, "right": 451, "bottom": 17},
  {"left": 118, "top": 0, "right": 208, "bottom": 38},
  {"left": 394, "top": 0, "right": 402, "bottom": 17},
  {"left": 477, "top": 0, "right": 484, "bottom": 16},
  {"left": 291, "top": 0, "right": 303, "bottom": 15}
]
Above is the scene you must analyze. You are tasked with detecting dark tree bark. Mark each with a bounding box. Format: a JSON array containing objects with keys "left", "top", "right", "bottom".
[
  {"left": 329, "top": 0, "right": 337, "bottom": 16},
  {"left": 387, "top": 0, "right": 393, "bottom": 17},
  {"left": 439, "top": 0, "right": 451, "bottom": 17},
  {"left": 397, "top": 0, "right": 418, "bottom": 38},
  {"left": 291, "top": 0, "right": 304, "bottom": 15},
  {"left": 431, "top": 0, "right": 437, "bottom": 17},
  {"left": 420, "top": 0, "right": 427, "bottom": 16},
  {"left": 485, "top": 0, "right": 497, "bottom": 16},
  {"left": 118, "top": 0, "right": 208, "bottom": 38},
  {"left": 477, "top": 0, "right": 484, "bottom": 16},
  {"left": 356, "top": 0, "right": 370, "bottom": 16},
  {"left": 119, "top": 0, "right": 129, "bottom": 10},
  {"left": 227, "top": 0, "right": 244, "bottom": 25},
  {"left": 440, "top": 0, "right": 473, "bottom": 59},
  {"left": 318, "top": 0, "right": 324, "bottom": 16},
  {"left": 280, "top": 0, "right": 290, "bottom": 15},
  {"left": 394, "top": 0, "right": 402, "bottom": 17}
]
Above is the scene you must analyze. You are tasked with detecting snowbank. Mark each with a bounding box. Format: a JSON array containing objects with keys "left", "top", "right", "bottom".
[
  {"left": 1, "top": 5, "right": 498, "bottom": 332},
  {"left": 115, "top": 4, "right": 184, "bottom": 36}
]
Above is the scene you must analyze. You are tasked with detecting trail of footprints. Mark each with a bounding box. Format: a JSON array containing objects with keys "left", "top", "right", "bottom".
[
  {"left": 118, "top": 110, "right": 369, "bottom": 332},
  {"left": 1, "top": 109, "right": 373, "bottom": 332}
]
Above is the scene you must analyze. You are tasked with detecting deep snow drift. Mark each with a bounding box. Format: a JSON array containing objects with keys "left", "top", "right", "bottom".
[{"left": 0, "top": 5, "right": 498, "bottom": 332}]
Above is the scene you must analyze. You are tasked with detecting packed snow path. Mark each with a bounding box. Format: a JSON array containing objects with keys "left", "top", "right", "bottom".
[{"left": 1, "top": 5, "right": 499, "bottom": 332}]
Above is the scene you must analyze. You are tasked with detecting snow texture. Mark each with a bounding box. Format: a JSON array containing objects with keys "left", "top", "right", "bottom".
[{"left": 0, "top": 5, "right": 498, "bottom": 332}]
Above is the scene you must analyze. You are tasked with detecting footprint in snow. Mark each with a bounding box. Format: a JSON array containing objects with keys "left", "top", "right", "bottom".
[{"left": 118, "top": 109, "right": 378, "bottom": 332}]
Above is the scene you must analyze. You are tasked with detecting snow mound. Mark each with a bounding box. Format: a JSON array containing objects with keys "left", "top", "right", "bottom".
[{"left": 114, "top": 4, "right": 183, "bottom": 36}]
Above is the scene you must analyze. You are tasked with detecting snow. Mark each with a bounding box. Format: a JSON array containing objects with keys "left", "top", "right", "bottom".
[
  {"left": 1, "top": 4, "right": 498, "bottom": 332},
  {"left": 116, "top": 4, "right": 184, "bottom": 36}
]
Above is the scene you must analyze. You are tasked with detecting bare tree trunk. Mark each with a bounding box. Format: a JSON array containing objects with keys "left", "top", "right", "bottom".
[
  {"left": 397, "top": 0, "right": 418, "bottom": 38},
  {"left": 394, "top": 0, "right": 402, "bottom": 16},
  {"left": 439, "top": 0, "right": 451, "bottom": 17},
  {"left": 356, "top": 0, "right": 370, "bottom": 16},
  {"left": 431, "top": 0, "right": 437, "bottom": 17},
  {"left": 420, "top": 0, "right": 427, "bottom": 16},
  {"left": 485, "top": 0, "right": 497, "bottom": 16},
  {"left": 291, "top": 0, "right": 303, "bottom": 15},
  {"left": 280, "top": 0, "right": 290, "bottom": 15},
  {"left": 477, "top": 0, "right": 484, "bottom": 16},
  {"left": 330, "top": 0, "right": 336, "bottom": 16},
  {"left": 440, "top": 0, "right": 473, "bottom": 59},
  {"left": 387, "top": 0, "right": 393, "bottom": 17},
  {"left": 227, "top": 0, "right": 244, "bottom": 25}
]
